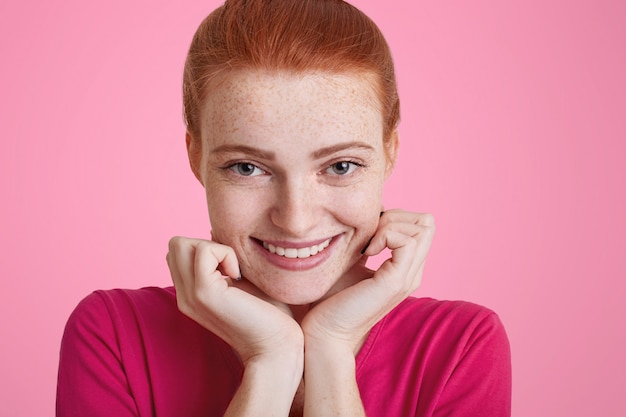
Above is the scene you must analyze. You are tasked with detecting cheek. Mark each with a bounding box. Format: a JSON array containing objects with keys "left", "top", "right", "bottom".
[
  {"left": 335, "top": 180, "right": 384, "bottom": 235},
  {"left": 205, "top": 188, "right": 258, "bottom": 244}
]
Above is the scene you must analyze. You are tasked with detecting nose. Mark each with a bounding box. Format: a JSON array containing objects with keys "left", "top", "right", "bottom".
[{"left": 270, "top": 177, "right": 320, "bottom": 237}]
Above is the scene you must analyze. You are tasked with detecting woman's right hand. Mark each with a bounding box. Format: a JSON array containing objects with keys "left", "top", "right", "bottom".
[{"left": 166, "top": 236, "right": 303, "bottom": 377}]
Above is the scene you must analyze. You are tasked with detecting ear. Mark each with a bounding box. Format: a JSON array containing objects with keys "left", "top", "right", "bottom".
[
  {"left": 186, "top": 131, "right": 204, "bottom": 185},
  {"left": 384, "top": 129, "right": 399, "bottom": 179}
]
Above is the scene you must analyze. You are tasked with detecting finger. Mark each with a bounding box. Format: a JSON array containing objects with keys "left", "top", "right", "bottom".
[
  {"left": 379, "top": 210, "right": 435, "bottom": 227},
  {"left": 167, "top": 236, "right": 196, "bottom": 289},
  {"left": 356, "top": 253, "right": 369, "bottom": 266},
  {"left": 381, "top": 221, "right": 429, "bottom": 238},
  {"left": 372, "top": 230, "right": 428, "bottom": 294},
  {"left": 167, "top": 237, "right": 241, "bottom": 308},
  {"left": 167, "top": 237, "right": 204, "bottom": 315},
  {"left": 363, "top": 223, "right": 434, "bottom": 257},
  {"left": 375, "top": 229, "right": 421, "bottom": 259},
  {"left": 193, "top": 240, "right": 241, "bottom": 282}
]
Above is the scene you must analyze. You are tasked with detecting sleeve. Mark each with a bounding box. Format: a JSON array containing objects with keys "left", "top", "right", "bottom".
[
  {"left": 434, "top": 312, "right": 512, "bottom": 417},
  {"left": 56, "top": 292, "right": 139, "bottom": 417}
]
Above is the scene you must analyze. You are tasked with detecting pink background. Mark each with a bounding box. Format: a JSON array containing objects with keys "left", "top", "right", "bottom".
[{"left": 1, "top": 0, "right": 625, "bottom": 415}]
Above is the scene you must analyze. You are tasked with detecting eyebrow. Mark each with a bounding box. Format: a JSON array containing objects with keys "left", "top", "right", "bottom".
[
  {"left": 210, "top": 141, "right": 375, "bottom": 160},
  {"left": 210, "top": 144, "right": 275, "bottom": 160},
  {"left": 311, "top": 142, "right": 375, "bottom": 159}
]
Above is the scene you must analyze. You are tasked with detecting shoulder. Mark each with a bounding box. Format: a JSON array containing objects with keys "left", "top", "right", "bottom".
[
  {"left": 381, "top": 297, "right": 509, "bottom": 359},
  {"left": 388, "top": 297, "right": 506, "bottom": 337},
  {"left": 359, "top": 297, "right": 510, "bottom": 378},
  {"left": 63, "top": 286, "right": 213, "bottom": 353},
  {"left": 64, "top": 286, "right": 231, "bottom": 347},
  {"left": 59, "top": 287, "right": 240, "bottom": 416},
  {"left": 390, "top": 296, "right": 500, "bottom": 323},
  {"left": 61, "top": 287, "right": 175, "bottom": 353},
  {"left": 358, "top": 298, "right": 511, "bottom": 415},
  {"left": 61, "top": 286, "right": 238, "bottom": 381},
  {"left": 72, "top": 286, "right": 177, "bottom": 312},
  {"left": 66, "top": 286, "right": 178, "bottom": 331}
]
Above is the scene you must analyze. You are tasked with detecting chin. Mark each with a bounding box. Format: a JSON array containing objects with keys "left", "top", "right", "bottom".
[{"left": 260, "top": 280, "right": 332, "bottom": 306}]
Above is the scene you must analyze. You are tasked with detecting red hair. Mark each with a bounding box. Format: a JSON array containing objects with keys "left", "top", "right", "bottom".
[{"left": 183, "top": 0, "right": 399, "bottom": 146}]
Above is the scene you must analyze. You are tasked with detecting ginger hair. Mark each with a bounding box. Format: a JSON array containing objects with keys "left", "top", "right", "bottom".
[{"left": 183, "top": 0, "right": 399, "bottom": 153}]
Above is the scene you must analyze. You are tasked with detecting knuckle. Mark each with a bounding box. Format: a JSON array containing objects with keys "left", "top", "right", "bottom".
[
  {"left": 406, "top": 233, "right": 420, "bottom": 247},
  {"left": 168, "top": 236, "right": 184, "bottom": 251},
  {"left": 196, "top": 240, "right": 210, "bottom": 251},
  {"left": 417, "top": 213, "right": 435, "bottom": 226},
  {"left": 224, "top": 245, "right": 236, "bottom": 258},
  {"left": 195, "top": 240, "right": 218, "bottom": 257}
]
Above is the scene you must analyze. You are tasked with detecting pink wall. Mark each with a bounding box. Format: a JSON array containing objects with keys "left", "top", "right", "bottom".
[{"left": 1, "top": 0, "right": 624, "bottom": 415}]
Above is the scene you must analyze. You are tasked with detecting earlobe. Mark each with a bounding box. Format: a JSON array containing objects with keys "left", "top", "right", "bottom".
[
  {"left": 384, "top": 130, "right": 399, "bottom": 179},
  {"left": 186, "top": 132, "right": 204, "bottom": 185}
]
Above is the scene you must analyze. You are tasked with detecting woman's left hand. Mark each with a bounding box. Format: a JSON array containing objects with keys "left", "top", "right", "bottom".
[{"left": 301, "top": 210, "right": 435, "bottom": 353}]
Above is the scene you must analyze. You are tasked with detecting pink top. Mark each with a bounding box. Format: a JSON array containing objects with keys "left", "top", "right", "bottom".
[{"left": 57, "top": 287, "right": 511, "bottom": 416}]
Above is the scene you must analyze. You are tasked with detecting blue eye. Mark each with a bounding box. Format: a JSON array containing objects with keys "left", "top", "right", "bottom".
[
  {"left": 228, "top": 162, "right": 265, "bottom": 176},
  {"left": 326, "top": 161, "right": 359, "bottom": 176}
]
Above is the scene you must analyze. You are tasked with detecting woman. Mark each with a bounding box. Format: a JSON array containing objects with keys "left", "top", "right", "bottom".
[{"left": 57, "top": 1, "right": 511, "bottom": 416}]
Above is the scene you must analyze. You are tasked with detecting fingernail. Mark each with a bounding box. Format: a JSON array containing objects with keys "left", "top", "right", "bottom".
[{"left": 361, "top": 237, "right": 373, "bottom": 254}]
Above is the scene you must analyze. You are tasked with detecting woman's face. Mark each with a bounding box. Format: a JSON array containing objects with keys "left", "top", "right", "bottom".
[{"left": 193, "top": 70, "right": 395, "bottom": 305}]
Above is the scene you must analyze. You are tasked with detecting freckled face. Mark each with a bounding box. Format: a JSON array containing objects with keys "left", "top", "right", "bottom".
[{"left": 196, "top": 71, "right": 392, "bottom": 305}]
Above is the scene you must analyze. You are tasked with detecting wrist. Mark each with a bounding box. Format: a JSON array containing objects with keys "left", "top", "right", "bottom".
[
  {"left": 304, "top": 333, "right": 356, "bottom": 367},
  {"left": 244, "top": 347, "right": 304, "bottom": 391},
  {"left": 302, "top": 320, "right": 367, "bottom": 357},
  {"left": 227, "top": 349, "right": 304, "bottom": 417},
  {"left": 302, "top": 339, "right": 364, "bottom": 416}
]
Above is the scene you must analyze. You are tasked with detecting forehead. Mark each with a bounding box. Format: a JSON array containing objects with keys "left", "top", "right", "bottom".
[{"left": 199, "top": 70, "right": 383, "bottom": 147}]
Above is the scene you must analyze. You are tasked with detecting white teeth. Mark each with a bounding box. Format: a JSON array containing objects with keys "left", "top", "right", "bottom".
[{"left": 262, "top": 238, "right": 331, "bottom": 259}]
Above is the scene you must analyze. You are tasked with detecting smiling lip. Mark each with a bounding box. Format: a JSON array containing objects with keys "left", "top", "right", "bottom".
[
  {"left": 262, "top": 238, "right": 331, "bottom": 259},
  {"left": 252, "top": 236, "right": 339, "bottom": 271}
]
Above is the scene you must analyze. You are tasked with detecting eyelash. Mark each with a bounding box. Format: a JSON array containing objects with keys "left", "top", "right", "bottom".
[
  {"left": 223, "top": 159, "right": 366, "bottom": 178},
  {"left": 323, "top": 160, "right": 365, "bottom": 176},
  {"left": 225, "top": 162, "right": 267, "bottom": 177}
]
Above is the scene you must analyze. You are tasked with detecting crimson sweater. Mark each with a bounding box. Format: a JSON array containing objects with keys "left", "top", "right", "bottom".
[{"left": 57, "top": 287, "right": 511, "bottom": 416}]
